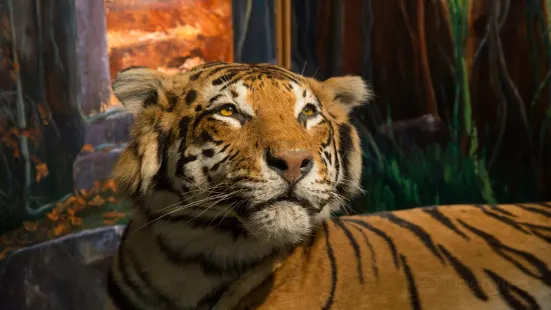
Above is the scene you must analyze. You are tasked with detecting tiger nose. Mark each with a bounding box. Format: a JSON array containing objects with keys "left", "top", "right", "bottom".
[{"left": 266, "top": 149, "right": 314, "bottom": 184}]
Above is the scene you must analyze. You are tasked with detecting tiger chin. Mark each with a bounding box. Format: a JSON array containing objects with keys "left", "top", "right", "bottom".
[{"left": 105, "top": 62, "right": 551, "bottom": 310}]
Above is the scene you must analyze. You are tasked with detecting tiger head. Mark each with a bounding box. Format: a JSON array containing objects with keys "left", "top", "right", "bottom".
[{"left": 112, "top": 62, "right": 371, "bottom": 248}]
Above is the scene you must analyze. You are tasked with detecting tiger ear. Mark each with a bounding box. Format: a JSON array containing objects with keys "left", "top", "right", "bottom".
[
  {"left": 112, "top": 66, "right": 174, "bottom": 114},
  {"left": 322, "top": 76, "right": 372, "bottom": 114}
]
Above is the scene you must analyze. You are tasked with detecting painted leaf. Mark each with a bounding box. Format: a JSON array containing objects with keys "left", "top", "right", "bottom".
[
  {"left": 47, "top": 210, "right": 60, "bottom": 222},
  {"left": 102, "top": 179, "right": 117, "bottom": 192},
  {"left": 70, "top": 216, "right": 83, "bottom": 226},
  {"left": 75, "top": 196, "right": 86, "bottom": 206},
  {"left": 92, "top": 180, "right": 101, "bottom": 194},
  {"left": 35, "top": 163, "right": 49, "bottom": 182},
  {"left": 23, "top": 221, "right": 38, "bottom": 232},
  {"left": 103, "top": 219, "right": 117, "bottom": 226},
  {"left": 89, "top": 195, "right": 106, "bottom": 207},
  {"left": 81, "top": 144, "right": 95, "bottom": 153},
  {"left": 0, "top": 247, "right": 12, "bottom": 261},
  {"left": 54, "top": 202, "right": 64, "bottom": 212},
  {"left": 107, "top": 196, "right": 119, "bottom": 204},
  {"left": 53, "top": 223, "right": 68, "bottom": 236},
  {"left": 103, "top": 211, "right": 126, "bottom": 219},
  {"left": 37, "top": 103, "right": 50, "bottom": 125}
]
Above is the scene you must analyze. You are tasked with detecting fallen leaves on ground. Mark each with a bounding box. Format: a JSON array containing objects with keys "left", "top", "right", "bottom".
[
  {"left": 81, "top": 144, "right": 95, "bottom": 153},
  {"left": 0, "top": 179, "right": 131, "bottom": 262},
  {"left": 23, "top": 221, "right": 38, "bottom": 232},
  {"left": 35, "top": 163, "right": 49, "bottom": 182}
]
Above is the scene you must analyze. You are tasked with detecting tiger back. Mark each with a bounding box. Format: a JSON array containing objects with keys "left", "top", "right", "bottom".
[{"left": 236, "top": 202, "right": 551, "bottom": 309}]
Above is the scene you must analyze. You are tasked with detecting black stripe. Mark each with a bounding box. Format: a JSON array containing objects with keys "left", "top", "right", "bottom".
[
  {"left": 157, "top": 213, "right": 248, "bottom": 240},
  {"left": 486, "top": 204, "right": 517, "bottom": 217},
  {"left": 538, "top": 202, "right": 551, "bottom": 209},
  {"left": 166, "top": 92, "right": 178, "bottom": 111},
  {"left": 202, "top": 148, "right": 215, "bottom": 158},
  {"left": 143, "top": 89, "right": 158, "bottom": 107},
  {"left": 333, "top": 218, "right": 364, "bottom": 284},
  {"left": 479, "top": 206, "right": 530, "bottom": 234},
  {"left": 335, "top": 124, "right": 353, "bottom": 194},
  {"left": 244, "top": 195, "right": 318, "bottom": 217},
  {"left": 212, "top": 72, "right": 239, "bottom": 86},
  {"left": 484, "top": 269, "right": 540, "bottom": 310},
  {"left": 400, "top": 255, "right": 422, "bottom": 310},
  {"left": 117, "top": 238, "right": 147, "bottom": 303},
  {"left": 152, "top": 123, "right": 172, "bottom": 191},
  {"left": 322, "top": 221, "right": 337, "bottom": 310},
  {"left": 155, "top": 123, "right": 168, "bottom": 163},
  {"left": 438, "top": 245, "right": 489, "bottom": 301},
  {"left": 198, "top": 131, "right": 224, "bottom": 145},
  {"left": 210, "top": 153, "right": 231, "bottom": 171},
  {"left": 329, "top": 123, "right": 340, "bottom": 185},
  {"left": 209, "top": 94, "right": 223, "bottom": 103},
  {"left": 219, "top": 73, "right": 251, "bottom": 91},
  {"left": 351, "top": 225, "right": 379, "bottom": 279},
  {"left": 157, "top": 236, "right": 273, "bottom": 276},
  {"left": 519, "top": 223, "right": 551, "bottom": 244},
  {"left": 514, "top": 204, "right": 551, "bottom": 219},
  {"left": 107, "top": 267, "right": 145, "bottom": 310},
  {"left": 458, "top": 219, "right": 551, "bottom": 286},
  {"left": 117, "top": 227, "right": 174, "bottom": 307},
  {"left": 189, "top": 71, "right": 202, "bottom": 81},
  {"left": 249, "top": 65, "right": 301, "bottom": 84},
  {"left": 192, "top": 109, "right": 212, "bottom": 129},
  {"left": 192, "top": 62, "right": 228, "bottom": 71},
  {"left": 422, "top": 207, "right": 469, "bottom": 240},
  {"left": 321, "top": 128, "right": 332, "bottom": 149},
  {"left": 185, "top": 89, "right": 197, "bottom": 105},
  {"left": 176, "top": 117, "right": 191, "bottom": 177},
  {"left": 204, "top": 65, "right": 247, "bottom": 79},
  {"left": 195, "top": 283, "right": 230, "bottom": 309},
  {"left": 108, "top": 226, "right": 143, "bottom": 310},
  {"left": 344, "top": 219, "right": 400, "bottom": 269},
  {"left": 380, "top": 213, "right": 445, "bottom": 264}
]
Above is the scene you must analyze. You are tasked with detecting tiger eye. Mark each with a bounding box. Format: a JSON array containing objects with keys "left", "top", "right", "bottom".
[
  {"left": 219, "top": 105, "right": 236, "bottom": 117},
  {"left": 301, "top": 105, "right": 316, "bottom": 116}
]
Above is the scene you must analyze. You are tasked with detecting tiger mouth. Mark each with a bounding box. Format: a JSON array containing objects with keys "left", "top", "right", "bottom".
[{"left": 234, "top": 193, "right": 320, "bottom": 217}]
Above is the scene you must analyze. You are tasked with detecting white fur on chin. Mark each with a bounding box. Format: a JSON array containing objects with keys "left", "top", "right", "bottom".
[{"left": 242, "top": 201, "right": 314, "bottom": 248}]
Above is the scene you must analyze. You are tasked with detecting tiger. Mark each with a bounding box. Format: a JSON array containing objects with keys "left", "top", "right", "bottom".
[{"left": 105, "top": 62, "right": 551, "bottom": 310}]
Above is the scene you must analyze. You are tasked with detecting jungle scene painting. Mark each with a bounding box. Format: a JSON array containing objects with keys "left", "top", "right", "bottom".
[{"left": 0, "top": 0, "right": 550, "bottom": 309}]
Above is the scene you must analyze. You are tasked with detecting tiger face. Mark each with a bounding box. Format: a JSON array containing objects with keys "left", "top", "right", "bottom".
[{"left": 112, "top": 63, "right": 371, "bottom": 248}]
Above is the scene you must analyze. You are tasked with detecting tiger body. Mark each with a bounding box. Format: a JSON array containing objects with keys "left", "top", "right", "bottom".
[
  {"left": 106, "top": 61, "right": 551, "bottom": 310},
  {"left": 237, "top": 203, "right": 551, "bottom": 310}
]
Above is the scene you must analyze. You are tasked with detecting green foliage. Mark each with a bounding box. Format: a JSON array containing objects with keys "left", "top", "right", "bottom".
[
  {"left": 354, "top": 0, "right": 550, "bottom": 214},
  {"left": 356, "top": 136, "right": 543, "bottom": 214}
]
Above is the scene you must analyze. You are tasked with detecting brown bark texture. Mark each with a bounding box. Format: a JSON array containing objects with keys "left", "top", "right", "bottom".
[{"left": 315, "top": 0, "right": 551, "bottom": 195}]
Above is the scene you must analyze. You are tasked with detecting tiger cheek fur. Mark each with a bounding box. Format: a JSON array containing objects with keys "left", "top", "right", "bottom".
[{"left": 111, "top": 64, "right": 370, "bottom": 248}]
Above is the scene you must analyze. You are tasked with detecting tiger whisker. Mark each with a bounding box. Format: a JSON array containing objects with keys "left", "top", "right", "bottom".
[
  {"left": 180, "top": 189, "right": 245, "bottom": 227},
  {"left": 133, "top": 190, "right": 243, "bottom": 234}
]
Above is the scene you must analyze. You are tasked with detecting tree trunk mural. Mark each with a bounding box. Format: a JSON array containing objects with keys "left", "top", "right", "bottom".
[
  {"left": 0, "top": 0, "right": 85, "bottom": 233},
  {"left": 311, "top": 0, "right": 551, "bottom": 210}
]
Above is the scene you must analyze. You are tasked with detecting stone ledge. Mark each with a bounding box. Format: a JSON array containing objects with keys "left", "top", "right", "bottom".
[
  {"left": 0, "top": 225, "right": 125, "bottom": 310},
  {"left": 73, "top": 147, "right": 124, "bottom": 190},
  {"left": 84, "top": 112, "right": 134, "bottom": 147}
]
